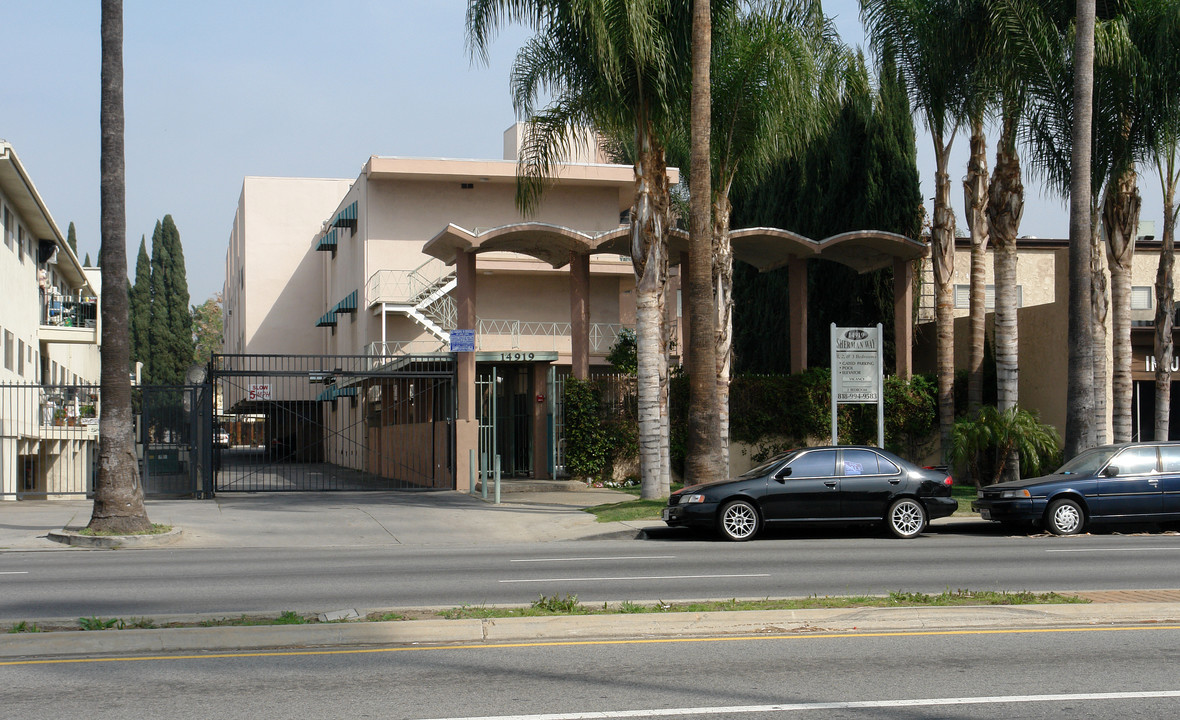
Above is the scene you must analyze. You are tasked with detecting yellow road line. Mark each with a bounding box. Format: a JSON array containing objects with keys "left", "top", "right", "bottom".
[{"left": 5, "top": 624, "right": 1180, "bottom": 667}]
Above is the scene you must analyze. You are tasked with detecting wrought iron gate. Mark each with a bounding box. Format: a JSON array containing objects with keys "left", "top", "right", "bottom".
[{"left": 211, "top": 354, "right": 455, "bottom": 492}]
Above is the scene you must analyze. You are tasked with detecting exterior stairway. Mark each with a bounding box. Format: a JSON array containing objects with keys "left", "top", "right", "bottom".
[{"left": 367, "top": 259, "right": 457, "bottom": 345}]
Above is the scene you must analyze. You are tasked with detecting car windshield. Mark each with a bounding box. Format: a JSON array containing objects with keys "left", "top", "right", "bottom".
[
  {"left": 1055, "top": 447, "right": 1119, "bottom": 476},
  {"left": 739, "top": 451, "right": 796, "bottom": 478}
]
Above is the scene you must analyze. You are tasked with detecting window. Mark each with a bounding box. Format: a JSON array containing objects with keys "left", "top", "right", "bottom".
[
  {"left": 954, "top": 284, "right": 1023, "bottom": 310},
  {"left": 1131, "top": 286, "right": 1153, "bottom": 311},
  {"left": 2, "top": 205, "right": 11, "bottom": 250},
  {"left": 17, "top": 339, "right": 24, "bottom": 376},
  {"left": 841, "top": 449, "right": 879, "bottom": 475},
  {"left": 1160, "top": 446, "right": 1180, "bottom": 473},
  {"left": 3, "top": 330, "right": 11, "bottom": 370},
  {"left": 785, "top": 449, "right": 837, "bottom": 478},
  {"left": 17, "top": 226, "right": 25, "bottom": 263},
  {"left": 1113, "top": 446, "right": 1158, "bottom": 475}
]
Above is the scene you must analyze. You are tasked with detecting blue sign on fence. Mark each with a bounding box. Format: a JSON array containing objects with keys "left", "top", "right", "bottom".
[{"left": 449, "top": 329, "right": 475, "bottom": 352}]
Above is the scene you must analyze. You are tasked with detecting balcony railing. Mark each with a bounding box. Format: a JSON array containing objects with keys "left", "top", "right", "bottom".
[{"left": 42, "top": 295, "right": 97, "bottom": 328}]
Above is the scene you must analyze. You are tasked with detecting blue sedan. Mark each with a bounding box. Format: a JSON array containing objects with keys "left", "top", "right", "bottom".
[{"left": 972, "top": 442, "right": 1180, "bottom": 535}]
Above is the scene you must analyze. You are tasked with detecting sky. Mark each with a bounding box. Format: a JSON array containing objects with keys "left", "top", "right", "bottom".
[{"left": 0, "top": 1, "right": 1166, "bottom": 305}]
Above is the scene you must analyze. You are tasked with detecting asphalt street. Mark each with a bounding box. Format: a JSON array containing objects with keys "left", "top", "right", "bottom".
[
  {"left": 5, "top": 623, "right": 1180, "bottom": 719},
  {"left": 4, "top": 531, "right": 1180, "bottom": 622}
]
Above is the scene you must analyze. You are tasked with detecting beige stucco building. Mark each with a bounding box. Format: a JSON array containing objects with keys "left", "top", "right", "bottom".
[
  {"left": 0, "top": 141, "right": 101, "bottom": 499},
  {"left": 221, "top": 128, "right": 661, "bottom": 488},
  {"left": 916, "top": 226, "right": 1177, "bottom": 441}
]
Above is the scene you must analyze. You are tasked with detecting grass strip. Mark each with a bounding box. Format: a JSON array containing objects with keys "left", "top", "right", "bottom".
[{"left": 5, "top": 590, "right": 1086, "bottom": 634}]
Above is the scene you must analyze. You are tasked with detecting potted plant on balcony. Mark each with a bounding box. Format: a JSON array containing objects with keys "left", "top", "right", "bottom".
[{"left": 53, "top": 408, "right": 66, "bottom": 426}]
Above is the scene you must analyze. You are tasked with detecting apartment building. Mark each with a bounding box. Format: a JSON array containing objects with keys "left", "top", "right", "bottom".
[
  {"left": 220, "top": 128, "right": 652, "bottom": 489},
  {"left": 915, "top": 225, "right": 1177, "bottom": 440},
  {"left": 0, "top": 141, "right": 101, "bottom": 499}
]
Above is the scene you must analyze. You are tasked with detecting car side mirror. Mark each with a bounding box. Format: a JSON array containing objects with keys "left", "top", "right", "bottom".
[
  {"left": 774, "top": 467, "right": 792, "bottom": 483},
  {"left": 1103, "top": 465, "right": 1120, "bottom": 478}
]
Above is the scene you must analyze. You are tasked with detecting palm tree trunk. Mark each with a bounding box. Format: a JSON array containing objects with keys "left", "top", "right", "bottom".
[
  {"left": 1091, "top": 203, "right": 1109, "bottom": 445},
  {"left": 90, "top": 0, "right": 151, "bottom": 533},
  {"left": 1103, "top": 166, "right": 1142, "bottom": 442},
  {"left": 1065, "top": 0, "right": 1096, "bottom": 459},
  {"left": 713, "top": 190, "right": 734, "bottom": 473},
  {"left": 685, "top": 0, "right": 721, "bottom": 483},
  {"left": 632, "top": 118, "right": 671, "bottom": 500},
  {"left": 964, "top": 118, "right": 989, "bottom": 415},
  {"left": 1155, "top": 150, "right": 1178, "bottom": 440},
  {"left": 987, "top": 108, "right": 1023, "bottom": 482},
  {"left": 932, "top": 136, "right": 956, "bottom": 464}
]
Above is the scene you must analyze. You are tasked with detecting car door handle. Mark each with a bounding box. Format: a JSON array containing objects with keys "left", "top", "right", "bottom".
[
  {"left": 824, "top": 480, "right": 837, "bottom": 488},
  {"left": 889, "top": 479, "right": 901, "bottom": 485}
]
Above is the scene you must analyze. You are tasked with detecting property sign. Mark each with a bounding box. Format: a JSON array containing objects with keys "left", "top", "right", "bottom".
[
  {"left": 449, "top": 329, "right": 475, "bottom": 352},
  {"left": 247, "top": 383, "right": 272, "bottom": 401},
  {"left": 830, "top": 324, "right": 884, "bottom": 447},
  {"left": 834, "top": 327, "right": 881, "bottom": 403}
]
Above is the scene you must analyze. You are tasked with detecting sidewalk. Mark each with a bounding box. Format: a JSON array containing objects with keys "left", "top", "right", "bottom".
[{"left": 0, "top": 484, "right": 647, "bottom": 550}]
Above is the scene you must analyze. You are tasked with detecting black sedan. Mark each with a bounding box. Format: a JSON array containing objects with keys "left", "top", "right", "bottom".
[
  {"left": 972, "top": 441, "right": 1180, "bottom": 535},
  {"left": 662, "top": 446, "right": 957, "bottom": 541}
]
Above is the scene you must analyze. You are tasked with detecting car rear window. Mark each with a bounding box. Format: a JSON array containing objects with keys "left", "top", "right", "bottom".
[{"left": 1161, "top": 446, "right": 1180, "bottom": 473}]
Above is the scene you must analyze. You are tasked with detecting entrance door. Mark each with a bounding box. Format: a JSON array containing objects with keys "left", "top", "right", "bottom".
[{"left": 478, "top": 364, "right": 534, "bottom": 478}]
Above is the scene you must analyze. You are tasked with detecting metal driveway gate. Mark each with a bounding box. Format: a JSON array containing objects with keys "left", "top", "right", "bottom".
[{"left": 212, "top": 354, "right": 455, "bottom": 492}]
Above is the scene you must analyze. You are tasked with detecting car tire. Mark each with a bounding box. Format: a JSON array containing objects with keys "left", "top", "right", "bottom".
[
  {"left": 887, "top": 498, "right": 926, "bottom": 539},
  {"left": 718, "top": 499, "right": 760, "bottom": 542},
  {"left": 1045, "top": 498, "right": 1085, "bottom": 536}
]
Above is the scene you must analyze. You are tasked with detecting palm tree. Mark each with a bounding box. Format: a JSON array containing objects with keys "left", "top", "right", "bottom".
[
  {"left": 704, "top": 0, "right": 843, "bottom": 469},
  {"left": 1143, "top": 0, "right": 1180, "bottom": 438},
  {"left": 997, "top": 0, "right": 1095, "bottom": 456},
  {"left": 961, "top": 0, "right": 995, "bottom": 415},
  {"left": 684, "top": 0, "right": 722, "bottom": 482},
  {"left": 1066, "top": 0, "right": 1097, "bottom": 457},
  {"left": 90, "top": 0, "right": 151, "bottom": 533},
  {"left": 467, "top": 0, "right": 695, "bottom": 498},
  {"left": 861, "top": 0, "right": 969, "bottom": 463}
]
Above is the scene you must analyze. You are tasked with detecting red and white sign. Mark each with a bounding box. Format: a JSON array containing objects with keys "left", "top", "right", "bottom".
[{"left": 248, "top": 384, "right": 272, "bottom": 401}]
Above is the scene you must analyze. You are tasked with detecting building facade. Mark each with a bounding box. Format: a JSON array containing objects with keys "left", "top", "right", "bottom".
[
  {"left": 221, "top": 128, "right": 660, "bottom": 488},
  {"left": 0, "top": 141, "right": 101, "bottom": 499},
  {"left": 916, "top": 226, "right": 1179, "bottom": 442}
]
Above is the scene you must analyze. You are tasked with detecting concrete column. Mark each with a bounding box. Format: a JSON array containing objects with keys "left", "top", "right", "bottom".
[
  {"left": 789, "top": 255, "right": 808, "bottom": 374},
  {"left": 0, "top": 437, "right": 16, "bottom": 500},
  {"left": 894, "top": 257, "right": 914, "bottom": 379},
  {"left": 455, "top": 252, "right": 478, "bottom": 490},
  {"left": 532, "top": 362, "right": 550, "bottom": 479},
  {"left": 570, "top": 252, "right": 590, "bottom": 380}
]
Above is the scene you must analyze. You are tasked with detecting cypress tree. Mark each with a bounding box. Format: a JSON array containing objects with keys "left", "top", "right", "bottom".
[
  {"left": 83, "top": 253, "right": 91, "bottom": 267},
  {"left": 730, "top": 53, "right": 923, "bottom": 373},
  {"left": 67, "top": 222, "right": 78, "bottom": 255},
  {"left": 147, "top": 220, "right": 174, "bottom": 384},
  {"left": 129, "top": 235, "right": 151, "bottom": 373},
  {"left": 160, "top": 215, "right": 194, "bottom": 378}
]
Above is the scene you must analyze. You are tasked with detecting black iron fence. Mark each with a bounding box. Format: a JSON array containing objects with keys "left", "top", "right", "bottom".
[
  {"left": 211, "top": 354, "right": 456, "bottom": 492},
  {"left": 0, "top": 382, "right": 212, "bottom": 500}
]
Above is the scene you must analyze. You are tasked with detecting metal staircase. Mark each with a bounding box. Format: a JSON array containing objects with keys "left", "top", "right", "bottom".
[{"left": 367, "top": 259, "right": 457, "bottom": 344}]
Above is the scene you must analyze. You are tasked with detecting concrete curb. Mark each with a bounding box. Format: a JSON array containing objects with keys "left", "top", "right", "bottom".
[
  {"left": 46, "top": 526, "right": 184, "bottom": 549},
  {"left": 4, "top": 602, "right": 1180, "bottom": 659}
]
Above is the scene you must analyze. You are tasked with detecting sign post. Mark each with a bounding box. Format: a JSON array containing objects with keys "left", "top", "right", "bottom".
[{"left": 830, "top": 324, "right": 884, "bottom": 447}]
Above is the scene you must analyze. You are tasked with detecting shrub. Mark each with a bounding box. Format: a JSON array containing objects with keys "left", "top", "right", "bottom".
[{"left": 950, "top": 405, "right": 1062, "bottom": 486}]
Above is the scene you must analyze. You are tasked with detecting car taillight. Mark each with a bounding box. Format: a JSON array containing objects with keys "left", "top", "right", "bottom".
[{"left": 943, "top": 475, "right": 954, "bottom": 486}]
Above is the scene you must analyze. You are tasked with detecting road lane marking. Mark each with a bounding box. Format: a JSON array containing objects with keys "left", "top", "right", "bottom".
[
  {"left": 510, "top": 556, "right": 677, "bottom": 563},
  {"left": 0, "top": 571, "right": 29, "bottom": 575},
  {"left": 1046, "top": 547, "right": 1180, "bottom": 553},
  {"left": 499, "top": 573, "right": 770, "bottom": 583},
  {"left": 5, "top": 624, "right": 1180, "bottom": 666},
  {"left": 412, "top": 691, "right": 1180, "bottom": 720}
]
